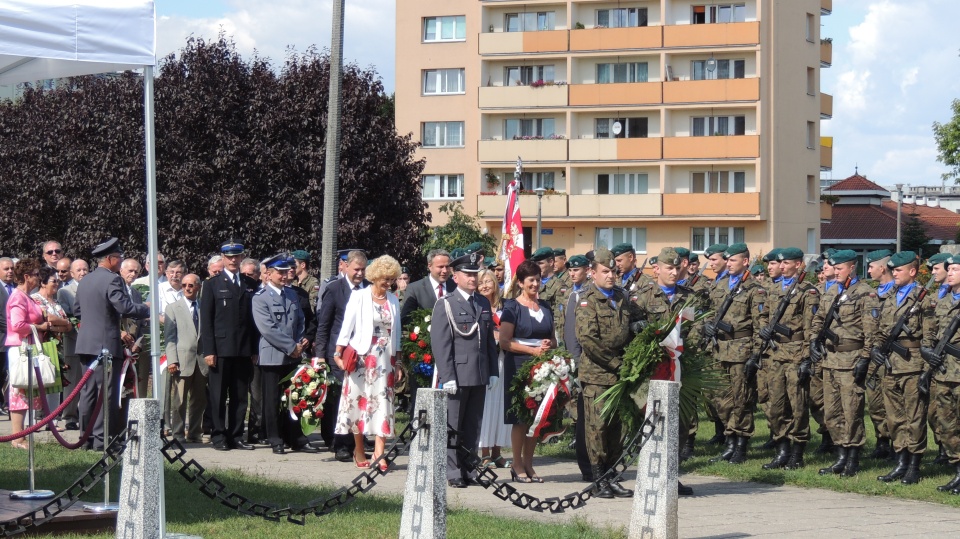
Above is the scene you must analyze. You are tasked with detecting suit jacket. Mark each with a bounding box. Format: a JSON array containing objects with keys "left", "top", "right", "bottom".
[
  {"left": 315, "top": 277, "right": 370, "bottom": 381},
  {"left": 336, "top": 287, "right": 401, "bottom": 355},
  {"left": 74, "top": 266, "right": 150, "bottom": 358},
  {"left": 0, "top": 281, "right": 13, "bottom": 354},
  {"left": 252, "top": 285, "right": 305, "bottom": 367},
  {"left": 164, "top": 297, "right": 208, "bottom": 377},
  {"left": 430, "top": 290, "right": 498, "bottom": 387},
  {"left": 400, "top": 275, "right": 456, "bottom": 326},
  {"left": 56, "top": 281, "right": 79, "bottom": 356},
  {"left": 198, "top": 271, "right": 259, "bottom": 358}
]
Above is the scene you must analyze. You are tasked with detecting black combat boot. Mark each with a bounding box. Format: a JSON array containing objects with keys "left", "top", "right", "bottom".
[
  {"left": 878, "top": 450, "right": 908, "bottom": 482},
  {"left": 819, "top": 446, "right": 848, "bottom": 475},
  {"left": 785, "top": 442, "right": 807, "bottom": 470},
  {"left": 933, "top": 443, "right": 949, "bottom": 466},
  {"left": 841, "top": 446, "right": 861, "bottom": 477},
  {"left": 592, "top": 465, "right": 614, "bottom": 499},
  {"left": 938, "top": 464, "right": 960, "bottom": 492},
  {"left": 760, "top": 433, "right": 777, "bottom": 451},
  {"left": 678, "top": 481, "right": 694, "bottom": 496},
  {"left": 606, "top": 478, "right": 633, "bottom": 498},
  {"left": 900, "top": 453, "right": 922, "bottom": 485},
  {"left": 728, "top": 436, "right": 749, "bottom": 465},
  {"left": 814, "top": 431, "right": 835, "bottom": 455},
  {"left": 762, "top": 439, "right": 791, "bottom": 470},
  {"left": 707, "top": 419, "right": 726, "bottom": 445},
  {"left": 709, "top": 435, "right": 736, "bottom": 463},
  {"left": 867, "top": 437, "right": 892, "bottom": 460},
  {"left": 680, "top": 434, "right": 696, "bottom": 462}
]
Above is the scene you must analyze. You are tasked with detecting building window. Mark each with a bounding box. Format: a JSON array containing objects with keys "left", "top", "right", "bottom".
[
  {"left": 519, "top": 171, "right": 556, "bottom": 190},
  {"left": 596, "top": 7, "right": 648, "bottom": 28},
  {"left": 423, "top": 16, "right": 466, "bottom": 42},
  {"left": 422, "top": 122, "right": 464, "bottom": 148},
  {"left": 505, "top": 65, "right": 555, "bottom": 86},
  {"left": 692, "top": 4, "right": 746, "bottom": 24},
  {"left": 596, "top": 227, "right": 647, "bottom": 253},
  {"left": 597, "top": 62, "right": 648, "bottom": 83},
  {"left": 806, "top": 67, "right": 816, "bottom": 95},
  {"left": 806, "top": 13, "right": 815, "bottom": 42},
  {"left": 505, "top": 118, "right": 555, "bottom": 139},
  {"left": 692, "top": 59, "right": 745, "bottom": 80},
  {"left": 505, "top": 11, "right": 555, "bottom": 32},
  {"left": 691, "top": 115, "right": 746, "bottom": 136},
  {"left": 422, "top": 69, "right": 465, "bottom": 95},
  {"left": 598, "top": 173, "right": 648, "bottom": 194},
  {"left": 596, "top": 118, "right": 648, "bottom": 139},
  {"left": 422, "top": 174, "right": 464, "bottom": 200},
  {"left": 807, "top": 121, "right": 817, "bottom": 149},
  {"left": 692, "top": 171, "right": 746, "bottom": 193},
  {"left": 807, "top": 175, "right": 817, "bottom": 202},
  {"left": 692, "top": 227, "right": 745, "bottom": 252}
]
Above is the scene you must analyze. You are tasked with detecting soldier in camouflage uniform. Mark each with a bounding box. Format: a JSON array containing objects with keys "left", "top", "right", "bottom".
[
  {"left": 561, "top": 255, "right": 593, "bottom": 481},
  {"left": 292, "top": 250, "right": 320, "bottom": 314},
  {"left": 924, "top": 253, "right": 952, "bottom": 466},
  {"left": 532, "top": 247, "right": 561, "bottom": 310},
  {"left": 575, "top": 247, "right": 643, "bottom": 498},
  {"left": 873, "top": 252, "right": 933, "bottom": 485},
  {"left": 760, "top": 248, "right": 820, "bottom": 470},
  {"left": 550, "top": 249, "right": 573, "bottom": 343},
  {"left": 810, "top": 250, "right": 881, "bottom": 477},
  {"left": 927, "top": 255, "right": 960, "bottom": 494},
  {"left": 811, "top": 249, "right": 837, "bottom": 454},
  {"left": 703, "top": 243, "right": 768, "bottom": 465},
  {"left": 611, "top": 243, "right": 652, "bottom": 294},
  {"left": 681, "top": 249, "right": 711, "bottom": 295},
  {"left": 702, "top": 243, "right": 730, "bottom": 444},
  {"left": 864, "top": 249, "right": 895, "bottom": 460},
  {"left": 757, "top": 248, "right": 784, "bottom": 450}
]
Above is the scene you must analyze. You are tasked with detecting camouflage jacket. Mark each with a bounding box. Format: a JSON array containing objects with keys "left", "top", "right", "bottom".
[
  {"left": 766, "top": 278, "right": 820, "bottom": 364},
  {"left": 810, "top": 279, "right": 880, "bottom": 370},
  {"left": 297, "top": 274, "right": 320, "bottom": 314},
  {"left": 711, "top": 275, "right": 768, "bottom": 363},
  {"left": 929, "top": 294, "right": 960, "bottom": 383},
  {"left": 574, "top": 284, "right": 643, "bottom": 386},
  {"left": 876, "top": 284, "right": 935, "bottom": 375},
  {"left": 540, "top": 272, "right": 569, "bottom": 310},
  {"left": 631, "top": 280, "right": 708, "bottom": 343}
]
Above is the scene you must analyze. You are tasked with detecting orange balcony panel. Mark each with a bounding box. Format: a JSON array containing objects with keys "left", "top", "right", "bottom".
[
  {"left": 477, "top": 193, "right": 568, "bottom": 217},
  {"left": 662, "top": 78, "right": 759, "bottom": 104},
  {"left": 569, "top": 82, "right": 662, "bottom": 106},
  {"left": 522, "top": 30, "right": 568, "bottom": 53},
  {"left": 662, "top": 193, "right": 760, "bottom": 216},
  {"left": 820, "top": 92, "right": 833, "bottom": 119},
  {"left": 569, "top": 26, "right": 662, "bottom": 51},
  {"left": 820, "top": 40, "right": 832, "bottom": 67},
  {"left": 617, "top": 138, "right": 662, "bottom": 160},
  {"left": 478, "top": 85, "right": 568, "bottom": 108},
  {"left": 821, "top": 0, "right": 833, "bottom": 15},
  {"left": 568, "top": 194, "right": 662, "bottom": 217},
  {"left": 663, "top": 135, "right": 759, "bottom": 159},
  {"left": 663, "top": 22, "right": 760, "bottom": 48},
  {"left": 478, "top": 32, "right": 524, "bottom": 55},
  {"left": 820, "top": 143, "right": 833, "bottom": 171},
  {"left": 478, "top": 139, "right": 568, "bottom": 162},
  {"left": 820, "top": 201, "right": 833, "bottom": 221}
]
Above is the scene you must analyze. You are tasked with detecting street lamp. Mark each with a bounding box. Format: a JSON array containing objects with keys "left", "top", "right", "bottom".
[
  {"left": 535, "top": 187, "right": 546, "bottom": 249},
  {"left": 895, "top": 183, "right": 904, "bottom": 252}
]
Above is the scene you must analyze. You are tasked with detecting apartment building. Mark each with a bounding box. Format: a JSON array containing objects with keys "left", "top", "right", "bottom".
[{"left": 396, "top": 0, "right": 833, "bottom": 258}]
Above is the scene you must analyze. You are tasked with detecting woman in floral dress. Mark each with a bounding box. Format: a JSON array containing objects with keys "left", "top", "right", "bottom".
[
  {"left": 334, "top": 255, "right": 402, "bottom": 470},
  {"left": 31, "top": 265, "right": 73, "bottom": 425}
]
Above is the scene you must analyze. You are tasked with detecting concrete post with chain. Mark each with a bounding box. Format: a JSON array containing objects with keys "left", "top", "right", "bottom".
[
  {"left": 399, "top": 388, "right": 448, "bottom": 539},
  {"left": 629, "top": 380, "right": 680, "bottom": 539}
]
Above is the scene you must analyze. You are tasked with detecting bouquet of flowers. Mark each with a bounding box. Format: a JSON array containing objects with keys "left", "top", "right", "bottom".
[
  {"left": 401, "top": 308, "right": 434, "bottom": 388},
  {"left": 509, "top": 348, "right": 576, "bottom": 441},
  {"left": 280, "top": 358, "right": 330, "bottom": 435}
]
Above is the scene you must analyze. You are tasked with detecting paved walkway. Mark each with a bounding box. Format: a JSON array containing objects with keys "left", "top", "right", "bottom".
[{"left": 6, "top": 418, "right": 960, "bottom": 538}]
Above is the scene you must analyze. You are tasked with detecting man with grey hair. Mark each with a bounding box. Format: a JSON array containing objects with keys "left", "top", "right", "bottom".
[
  {"left": 133, "top": 252, "right": 166, "bottom": 287},
  {"left": 208, "top": 255, "right": 224, "bottom": 278},
  {"left": 120, "top": 258, "right": 151, "bottom": 398},
  {"left": 158, "top": 260, "right": 186, "bottom": 322},
  {"left": 240, "top": 258, "right": 260, "bottom": 283}
]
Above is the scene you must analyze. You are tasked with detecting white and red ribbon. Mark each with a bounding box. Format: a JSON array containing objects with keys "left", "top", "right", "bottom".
[
  {"left": 656, "top": 307, "right": 696, "bottom": 383},
  {"left": 527, "top": 376, "right": 571, "bottom": 439},
  {"left": 118, "top": 349, "right": 139, "bottom": 406}
]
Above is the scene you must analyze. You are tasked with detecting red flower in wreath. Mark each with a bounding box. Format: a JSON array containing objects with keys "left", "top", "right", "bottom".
[
  {"left": 409, "top": 352, "right": 417, "bottom": 360},
  {"left": 410, "top": 333, "right": 419, "bottom": 341},
  {"left": 423, "top": 353, "right": 432, "bottom": 363},
  {"left": 417, "top": 340, "right": 427, "bottom": 349},
  {"left": 525, "top": 397, "right": 538, "bottom": 410}
]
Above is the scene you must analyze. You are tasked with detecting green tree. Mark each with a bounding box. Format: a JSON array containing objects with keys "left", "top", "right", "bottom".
[
  {"left": 901, "top": 214, "right": 932, "bottom": 256},
  {"left": 933, "top": 98, "right": 960, "bottom": 182},
  {"left": 422, "top": 203, "right": 496, "bottom": 261}
]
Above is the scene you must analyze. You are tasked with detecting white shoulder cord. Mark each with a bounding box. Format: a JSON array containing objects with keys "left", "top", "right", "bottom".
[{"left": 442, "top": 296, "right": 479, "bottom": 337}]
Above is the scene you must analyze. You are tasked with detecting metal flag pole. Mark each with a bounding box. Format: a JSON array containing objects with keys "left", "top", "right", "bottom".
[
  {"left": 10, "top": 345, "right": 54, "bottom": 500},
  {"left": 84, "top": 351, "right": 118, "bottom": 513}
]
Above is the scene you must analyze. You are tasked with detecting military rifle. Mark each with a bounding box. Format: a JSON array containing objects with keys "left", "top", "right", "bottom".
[
  {"left": 707, "top": 271, "right": 748, "bottom": 349},
  {"left": 919, "top": 308, "right": 960, "bottom": 395},
  {"left": 866, "top": 286, "right": 928, "bottom": 390},
  {"left": 810, "top": 276, "right": 852, "bottom": 364},
  {"left": 748, "top": 271, "right": 808, "bottom": 371}
]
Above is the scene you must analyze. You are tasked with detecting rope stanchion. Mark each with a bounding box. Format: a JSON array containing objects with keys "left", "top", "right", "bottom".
[{"left": 34, "top": 363, "right": 105, "bottom": 450}]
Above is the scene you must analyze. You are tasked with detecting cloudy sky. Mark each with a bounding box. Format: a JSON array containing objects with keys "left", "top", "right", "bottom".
[{"left": 156, "top": 0, "right": 960, "bottom": 187}]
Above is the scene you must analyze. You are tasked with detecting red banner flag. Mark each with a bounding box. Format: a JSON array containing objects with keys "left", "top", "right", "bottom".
[{"left": 500, "top": 179, "right": 525, "bottom": 287}]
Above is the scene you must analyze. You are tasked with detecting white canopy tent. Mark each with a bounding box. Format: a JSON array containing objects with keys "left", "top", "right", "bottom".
[{"left": 0, "top": 0, "right": 166, "bottom": 532}]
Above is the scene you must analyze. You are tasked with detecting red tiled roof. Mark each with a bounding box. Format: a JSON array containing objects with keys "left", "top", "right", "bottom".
[
  {"left": 822, "top": 201, "right": 960, "bottom": 241},
  {"left": 824, "top": 173, "right": 888, "bottom": 192}
]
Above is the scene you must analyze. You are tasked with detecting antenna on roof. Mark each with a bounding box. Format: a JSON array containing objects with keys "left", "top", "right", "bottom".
[{"left": 854, "top": 164, "right": 858, "bottom": 175}]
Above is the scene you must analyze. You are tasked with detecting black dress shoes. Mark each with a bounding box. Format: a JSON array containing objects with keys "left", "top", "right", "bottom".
[
  {"left": 272, "top": 445, "right": 286, "bottom": 455},
  {"left": 64, "top": 421, "right": 80, "bottom": 431},
  {"left": 447, "top": 478, "right": 468, "bottom": 488},
  {"left": 292, "top": 445, "right": 321, "bottom": 454},
  {"left": 213, "top": 443, "right": 231, "bottom": 451},
  {"left": 678, "top": 482, "right": 694, "bottom": 496},
  {"left": 231, "top": 441, "right": 256, "bottom": 451}
]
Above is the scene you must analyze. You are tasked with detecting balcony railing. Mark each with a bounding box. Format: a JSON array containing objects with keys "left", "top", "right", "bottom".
[
  {"left": 568, "top": 138, "right": 662, "bottom": 161},
  {"left": 663, "top": 22, "right": 760, "bottom": 48},
  {"left": 478, "top": 30, "right": 568, "bottom": 55},
  {"left": 662, "top": 193, "right": 760, "bottom": 217},
  {"left": 569, "top": 81, "right": 662, "bottom": 106},
  {"left": 568, "top": 194, "right": 662, "bottom": 217},
  {"left": 820, "top": 92, "right": 833, "bottom": 119},
  {"left": 478, "top": 138, "right": 568, "bottom": 162},
  {"left": 820, "top": 39, "right": 832, "bottom": 68},
  {"left": 479, "top": 84, "right": 568, "bottom": 108},
  {"left": 663, "top": 135, "right": 760, "bottom": 160},
  {"left": 662, "top": 78, "right": 759, "bottom": 104}
]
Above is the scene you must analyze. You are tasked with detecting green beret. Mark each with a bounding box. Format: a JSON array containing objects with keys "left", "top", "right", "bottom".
[
  {"left": 927, "top": 253, "right": 951, "bottom": 268},
  {"left": 291, "top": 249, "right": 310, "bottom": 262},
  {"left": 449, "top": 248, "right": 465, "bottom": 259},
  {"left": 762, "top": 248, "right": 782, "bottom": 263},
  {"left": 749, "top": 264, "right": 764, "bottom": 276},
  {"left": 484, "top": 256, "right": 496, "bottom": 268},
  {"left": 610, "top": 243, "right": 635, "bottom": 257},
  {"left": 820, "top": 248, "right": 837, "bottom": 259},
  {"left": 552, "top": 248, "right": 566, "bottom": 257},
  {"left": 704, "top": 243, "right": 728, "bottom": 257},
  {"left": 776, "top": 247, "right": 804, "bottom": 261},
  {"left": 809, "top": 261, "right": 822, "bottom": 274},
  {"left": 566, "top": 255, "right": 589, "bottom": 268},
  {"left": 947, "top": 255, "right": 960, "bottom": 267},
  {"left": 674, "top": 247, "right": 691, "bottom": 260},
  {"left": 722, "top": 243, "right": 748, "bottom": 260},
  {"left": 829, "top": 249, "right": 858, "bottom": 265},
  {"left": 649, "top": 256, "right": 658, "bottom": 264},
  {"left": 865, "top": 249, "right": 893, "bottom": 264},
  {"left": 658, "top": 247, "right": 682, "bottom": 266},
  {"left": 462, "top": 242, "right": 484, "bottom": 255},
  {"left": 531, "top": 247, "right": 555, "bottom": 262},
  {"left": 593, "top": 247, "right": 615, "bottom": 268},
  {"left": 886, "top": 251, "right": 918, "bottom": 269}
]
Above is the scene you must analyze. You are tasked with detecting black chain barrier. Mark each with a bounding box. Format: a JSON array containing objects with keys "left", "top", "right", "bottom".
[
  {"left": 451, "top": 400, "right": 663, "bottom": 513},
  {"left": 0, "top": 422, "right": 136, "bottom": 537},
  {"left": 160, "top": 410, "right": 428, "bottom": 525}
]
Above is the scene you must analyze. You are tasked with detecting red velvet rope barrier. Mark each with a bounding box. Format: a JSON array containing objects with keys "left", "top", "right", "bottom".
[
  {"left": 0, "top": 360, "right": 100, "bottom": 444},
  {"left": 35, "top": 364, "right": 105, "bottom": 449}
]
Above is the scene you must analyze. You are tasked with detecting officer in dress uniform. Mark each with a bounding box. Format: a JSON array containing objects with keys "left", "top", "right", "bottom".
[
  {"left": 431, "top": 251, "right": 498, "bottom": 488},
  {"left": 251, "top": 254, "right": 319, "bottom": 455}
]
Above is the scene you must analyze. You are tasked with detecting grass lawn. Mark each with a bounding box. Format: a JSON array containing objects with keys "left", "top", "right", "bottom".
[{"left": 0, "top": 442, "right": 624, "bottom": 539}]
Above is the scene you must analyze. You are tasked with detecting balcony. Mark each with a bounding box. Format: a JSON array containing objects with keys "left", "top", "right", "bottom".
[
  {"left": 820, "top": 92, "right": 833, "bottom": 119},
  {"left": 663, "top": 78, "right": 759, "bottom": 104},
  {"left": 821, "top": 136, "right": 833, "bottom": 171},
  {"left": 662, "top": 193, "right": 760, "bottom": 217},
  {"left": 820, "top": 201, "right": 833, "bottom": 222},
  {"left": 568, "top": 194, "right": 662, "bottom": 217},
  {"left": 663, "top": 135, "right": 760, "bottom": 160},
  {"left": 479, "top": 85, "right": 568, "bottom": 108},
  {"left": 478, "top": 139, "right": 568, "bottom": 162},
  {"left": 569, "top": 82, "right": 661, "bottom": 106},
  {"left": 822, "top": 0, "right": 832, "bottom": 15},
  {"left": 820, "top": 39, "right": 832, "bottom": 68},
  {"left": 478, "top": 30, "right": 568, "bottom": 55},
  {"left": 568, "top": 138, "right": 662, "bottom": 161},
  {"left": 477, "top": 193, "right": 568, "bottom": 217},
  {"left": 569, "top": 26, "right": 662, "bottom": 52},
  {"left": 663, "top": 22, "right": 760, "bottom": 48}
]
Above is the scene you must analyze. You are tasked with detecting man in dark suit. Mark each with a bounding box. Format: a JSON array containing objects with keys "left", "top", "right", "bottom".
[
  {"left": 199, "top": 240, "right": 260, "bottom": 451},
  {"left": 0, "top": 257, "right": 15, "bottom": 415},
  {"left": 430, "top": 251, "right": 498, "bottom": 488},
  {"left": 74, "top": 238, "right": 150, "bottom": 450},
  {"left": 315, "top": 250, "right": 369, "bottom": 461}
]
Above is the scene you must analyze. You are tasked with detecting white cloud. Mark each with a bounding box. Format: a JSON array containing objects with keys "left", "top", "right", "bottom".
[{"left": 835, "top": 70, "right": 871, "bottom": 114}]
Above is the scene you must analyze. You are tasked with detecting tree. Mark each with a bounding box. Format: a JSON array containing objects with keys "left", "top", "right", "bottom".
[
  {"left": 933, "top": 98, "right": 960, "bottom": 182},
  {"left": 421, "top": 203, "right": 496, "bottom": 268},
  {"left": 901, "top": 214, "right": 932, "bottom": 256}
]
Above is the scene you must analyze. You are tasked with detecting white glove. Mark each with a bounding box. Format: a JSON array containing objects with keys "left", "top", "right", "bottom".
[
  {"left": 488, "top": 376, "right": 498, "bottom": 388},
  {"left": 442, "top": 380, "right": 458, "bottom": 392}
]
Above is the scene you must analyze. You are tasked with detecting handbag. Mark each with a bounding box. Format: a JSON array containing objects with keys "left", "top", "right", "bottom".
[
  {"left": 8, "top": 325, "right": 59, "bottom": 392},
  {"left": 341, "top": 345, "right": 359, "bottom": 374}
]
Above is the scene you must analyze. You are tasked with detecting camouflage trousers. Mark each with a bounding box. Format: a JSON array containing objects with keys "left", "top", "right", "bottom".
[
  {"left": 809, "top": 362, "right": 827, "bottom": 434},
  {"left": 765, "top": 361, "right": 810, "bottom": 443},
  {"left": 757, "top": 356, "right": 773, "bottom": 420},
  {"left": 866, "top": 363, "right": 890, "bottom": 439},
  {"left": 823, "top": 367, "right": 866, "bottom": 447},
  {"left": 929, "top": 379, "right": 942, "bottom": 444},
  {"left": 933, "top": 380, "right": 960, "bottom": 464},
  {"left": 715, "top": 362, "right": 757, "bottom": 437},
  {"left": 581, "top": 383, "right": 624, "bottom": 466},
  {"left": 882, "top": 373, "right": 928, "bottom": 454}
]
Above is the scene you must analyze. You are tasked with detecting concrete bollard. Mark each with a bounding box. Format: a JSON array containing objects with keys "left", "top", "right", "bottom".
[
  {"left": 116, "top": 399, "right": 162, "bottom": 539},
  {"left": 399, "top": 388, "right": 448, "bottom": 539},
  {"left": 628, "top": 380, "right": 680, "bottom": 539}
]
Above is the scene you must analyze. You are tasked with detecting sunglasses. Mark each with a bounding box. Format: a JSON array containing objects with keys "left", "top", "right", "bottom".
[
  {"left": 46, "top": 249, "right": 62, "bottom": 255},
  {"left": 57, "top": 269, "right": 70, "bottom": 274},
  {"left": 182, "top": 283, "right": 199, "bottom": 288}
]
